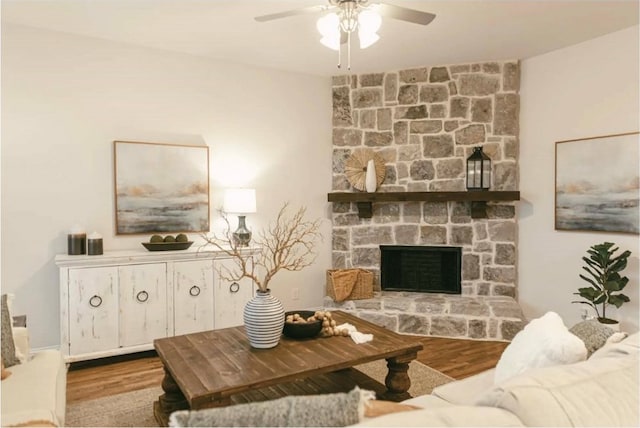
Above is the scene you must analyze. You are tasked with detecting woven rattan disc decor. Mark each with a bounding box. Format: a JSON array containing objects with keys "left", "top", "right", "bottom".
[{"left": 345, "top": 149, "right": 386, "bottom": 191}]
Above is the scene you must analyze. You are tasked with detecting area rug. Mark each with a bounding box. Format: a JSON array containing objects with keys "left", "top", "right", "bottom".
[
  {"left": 354, "top": 360, "right": 454, "bottom": 399},
  {"left": 66, "top": 360, "right": 453, "bottom": 427}
]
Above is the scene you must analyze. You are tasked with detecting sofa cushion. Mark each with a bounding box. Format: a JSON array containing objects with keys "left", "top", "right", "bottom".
[
  {"left": 494, "top": 311, "right": 587, "bottom": 384},
  {"left": 476, "top": 354, "right": 639, "bottom": 427},
  {"left": 0, "top": 350, "right": 67, "bottom": 427},
  {"left": 355, "top": 405, "right": 524, "bottom": 427},
  {"left": 12, "top": 327, "right": 30, "bottom": 361},
  {"left": 430, "top": 368, "right": 495, "bottom": 406}
]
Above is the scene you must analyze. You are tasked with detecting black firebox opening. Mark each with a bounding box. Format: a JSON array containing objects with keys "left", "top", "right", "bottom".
[{"left": 380, "top": 245, "right": 462, "bottom": 294}]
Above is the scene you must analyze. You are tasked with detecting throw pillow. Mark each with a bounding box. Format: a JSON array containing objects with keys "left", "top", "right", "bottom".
[
  {"left": 5, "top": 294, "right": 27, "bottom": 364},
  {"left": 170, "top": 387, "right": 373, "bottom": 427},
  {"left": 494, "top": 312, "right": 587, "bottom": 384},
  {"left": 569, "top": 319, "right": 617, "bottom": 357},
  {"left": 1, "top": 294, "right": 20, "bottom": 368}
]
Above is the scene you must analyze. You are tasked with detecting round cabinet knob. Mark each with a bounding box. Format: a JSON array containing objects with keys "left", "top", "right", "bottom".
[
  {"left": 136, "top": 290, "right": 149, "bottom": 303},
  {"left": 189, "top": 285, "right": 201, "bottom": 297},
  {"left": 229, "top": 282, "right": 240, "bottom": 293},
  {"left": 89, "top": 295, "right": 103, "bottom": 308}
]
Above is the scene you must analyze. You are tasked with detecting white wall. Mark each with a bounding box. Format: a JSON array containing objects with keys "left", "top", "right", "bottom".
[
  {"left": 520, "top": 25, "right": 640, "bottom": 331},
  {"left": 1, "top": 24, "right": 332, "bottom": 349}
]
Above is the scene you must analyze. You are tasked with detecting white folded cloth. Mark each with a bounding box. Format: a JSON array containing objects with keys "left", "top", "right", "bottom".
[{"left": 336, "top": 322, "right": 374, "bottom": 344}]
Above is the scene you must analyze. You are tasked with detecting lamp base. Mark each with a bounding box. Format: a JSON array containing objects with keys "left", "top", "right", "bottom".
[{"left": 233, "top": 215, "right": 252, "bottom": 247}]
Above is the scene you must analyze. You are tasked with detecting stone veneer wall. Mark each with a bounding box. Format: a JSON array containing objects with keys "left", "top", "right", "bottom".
[{"left": 331, "top": 61, "right": 520, "bottom": 299}]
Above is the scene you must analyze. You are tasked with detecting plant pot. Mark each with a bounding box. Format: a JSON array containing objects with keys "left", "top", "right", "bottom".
[
  {"left": 243, "top": 289, "right": 285, "bottom": 349},
  {"left": 597, "top": 317, "right": 620, "bottom": 331}
]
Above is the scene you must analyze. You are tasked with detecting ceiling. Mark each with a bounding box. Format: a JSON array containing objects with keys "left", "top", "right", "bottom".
[{"left": 2, "top": 0, "right": 638, "bottom": 76}]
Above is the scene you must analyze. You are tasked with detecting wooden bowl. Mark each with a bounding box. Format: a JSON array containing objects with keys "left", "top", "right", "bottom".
[
  {"left": 283, "top": 311, "right": 322, "bottom": 339},
  {"left": 141, "top": 241, "right": 193, "bottom": 251}
]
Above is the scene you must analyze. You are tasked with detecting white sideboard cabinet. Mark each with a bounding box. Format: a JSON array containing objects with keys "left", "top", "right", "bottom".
[{"left": 56, "top": 248, "right": 256, "bottom": 362}]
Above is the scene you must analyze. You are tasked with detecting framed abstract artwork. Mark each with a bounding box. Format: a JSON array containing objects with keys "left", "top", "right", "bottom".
[
  {"left": 114, "top": 141, "right": 210, "bottom": 235},
  {"left": 555, "top": 132, "right": 639, "bottom": 234}
]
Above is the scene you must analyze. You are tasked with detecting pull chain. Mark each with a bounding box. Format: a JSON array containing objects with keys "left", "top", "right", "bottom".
[{"left": 336, "top": 31, "right": 353, "bottom": 70}]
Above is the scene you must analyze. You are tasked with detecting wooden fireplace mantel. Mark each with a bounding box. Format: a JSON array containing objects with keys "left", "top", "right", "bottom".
[{"left": 327, "top": 191, "right": 520, "bottom": 219}]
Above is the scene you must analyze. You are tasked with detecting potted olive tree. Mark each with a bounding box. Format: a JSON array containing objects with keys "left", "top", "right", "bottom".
[{"left": 572, "top": 242, "right": 632, "bottom": 324}]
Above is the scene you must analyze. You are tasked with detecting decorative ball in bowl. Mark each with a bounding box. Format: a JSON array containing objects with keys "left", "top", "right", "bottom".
[{"left": 283, "top": 311, "right": 323, "bottom": 339}]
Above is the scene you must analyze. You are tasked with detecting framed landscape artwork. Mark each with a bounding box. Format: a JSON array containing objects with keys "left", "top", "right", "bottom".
[
  {"left": 555, "top": 132, "right": 639, "bottom": 234},
  {"left": 114, "top": 141, "right": 210, "bottom": 235}
]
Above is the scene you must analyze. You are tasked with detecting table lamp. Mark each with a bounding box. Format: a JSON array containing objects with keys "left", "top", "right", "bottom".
[{"left": 223, "top": 188, "right": 256, "bottom": 247}]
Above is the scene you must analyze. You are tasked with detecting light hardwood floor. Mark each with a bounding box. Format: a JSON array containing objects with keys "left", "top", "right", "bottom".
[{"left": 67, "top": 336, "right": 508, "bottom": 404}]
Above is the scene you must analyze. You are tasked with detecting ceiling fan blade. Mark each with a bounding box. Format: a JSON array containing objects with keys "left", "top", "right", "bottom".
[
  {"left": 374, "top": 3, "right": 436, "bottom": 26},
  {"left": 255, "top": 5, "right": 330, "bottom": 22}
]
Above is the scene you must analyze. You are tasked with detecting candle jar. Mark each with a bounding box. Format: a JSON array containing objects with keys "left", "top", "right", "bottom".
[
  {"left": 67, "top": 233, "right": 86, "bottom": 255},
  {"left": 87, "top": 239, "right": 103, "bottom": 255},
  {"left": 87, "top": 232, "right": 103, "bottom": 255}
]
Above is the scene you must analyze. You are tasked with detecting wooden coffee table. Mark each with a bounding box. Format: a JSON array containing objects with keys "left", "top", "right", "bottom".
[{"left": 153, "top": 310, "right": 423, "bottom": 426}]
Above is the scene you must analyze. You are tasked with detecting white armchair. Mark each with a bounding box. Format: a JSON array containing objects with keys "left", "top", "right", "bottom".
[{"left": 0, "top": 326, "right": 67, "bottom": 427}]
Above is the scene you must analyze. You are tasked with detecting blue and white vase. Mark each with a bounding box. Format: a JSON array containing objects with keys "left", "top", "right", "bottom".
[{"left": 243, "top": 289, "right": 285, "bottom": 349}]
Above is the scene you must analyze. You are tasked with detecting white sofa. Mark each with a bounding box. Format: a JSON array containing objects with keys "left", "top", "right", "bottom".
[
  {"left": 358, "top": 331, "right": 639, "bottom": 427},
  {"left": 1, "top": 327, "right": 67, "bottom": 427}
]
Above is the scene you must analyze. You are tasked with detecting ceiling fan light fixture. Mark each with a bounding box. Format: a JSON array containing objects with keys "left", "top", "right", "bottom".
[{"left": 257, "top": 1, "right": 436, "bottom": 69}]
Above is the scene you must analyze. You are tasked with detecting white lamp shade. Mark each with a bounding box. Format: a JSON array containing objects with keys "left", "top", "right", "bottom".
[
  {"left": 223, "top": 188, "right": 256, "bottom": 213},
  {"left": 317, "top": 12, "right": 339, "bottom": 37},
  {"left": 358, "top": 10, "right": 381, "bottom": 33},
  {"left": 358, "top": 10, "right": 381, "bottom": 49},
  {"left": 358, "top": 31, "right": 379, "bottom": 49},
  {"left": 318, "top": 13, "right": 341, "bottom": 51},
  {"left": 320, "top": 35, "right": 340, "bottom": 50}
]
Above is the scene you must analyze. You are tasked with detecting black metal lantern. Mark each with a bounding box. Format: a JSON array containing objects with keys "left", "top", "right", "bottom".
[{"left": 466, "top": 146, "right": 491, "bottom": 190}]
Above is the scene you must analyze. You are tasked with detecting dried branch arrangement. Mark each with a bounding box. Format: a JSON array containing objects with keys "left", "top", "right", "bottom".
[{"left": 202, "top": 202, "right": 323, "bottom": 293}]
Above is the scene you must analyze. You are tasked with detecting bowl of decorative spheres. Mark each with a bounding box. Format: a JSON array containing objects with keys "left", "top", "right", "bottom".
[{"left": 283, "top": 311, "right": 323, "bottom": 339}]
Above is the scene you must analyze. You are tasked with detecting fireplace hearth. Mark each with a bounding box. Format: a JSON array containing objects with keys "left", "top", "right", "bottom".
[{"left": 380, "top": 245, "right": 461, "bottom": 294}]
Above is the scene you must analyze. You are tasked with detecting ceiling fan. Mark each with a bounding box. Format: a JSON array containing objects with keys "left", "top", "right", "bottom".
[{"left": 255, "top": 0, "right": 436, "bottom": 70}]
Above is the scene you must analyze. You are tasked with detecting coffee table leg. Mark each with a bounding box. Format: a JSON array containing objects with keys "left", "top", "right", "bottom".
[
  {"left": 380, "top": 354, "right": 416, "bottom": 402},
  {"left": 154, "top": 367, "right": 189, "bottom": 427}
]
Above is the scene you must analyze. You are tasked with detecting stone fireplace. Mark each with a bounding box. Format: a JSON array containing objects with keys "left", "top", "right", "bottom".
[{"left": 325, "top": 60, "right": 526, "bottom": 340}]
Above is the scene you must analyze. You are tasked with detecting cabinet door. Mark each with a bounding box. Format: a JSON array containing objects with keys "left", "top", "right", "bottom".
[
  {"left": 118, "top": 263, "right": 168, "bottom": 347},
  {"left": 68, "top": 267, "right": 118, "bottom": 356},
  {"left": 173, "top": 260, "right": 214, "bottom": 335},
  {"left": 213, "top": 258, "right": 254, "bottom": 329}
]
